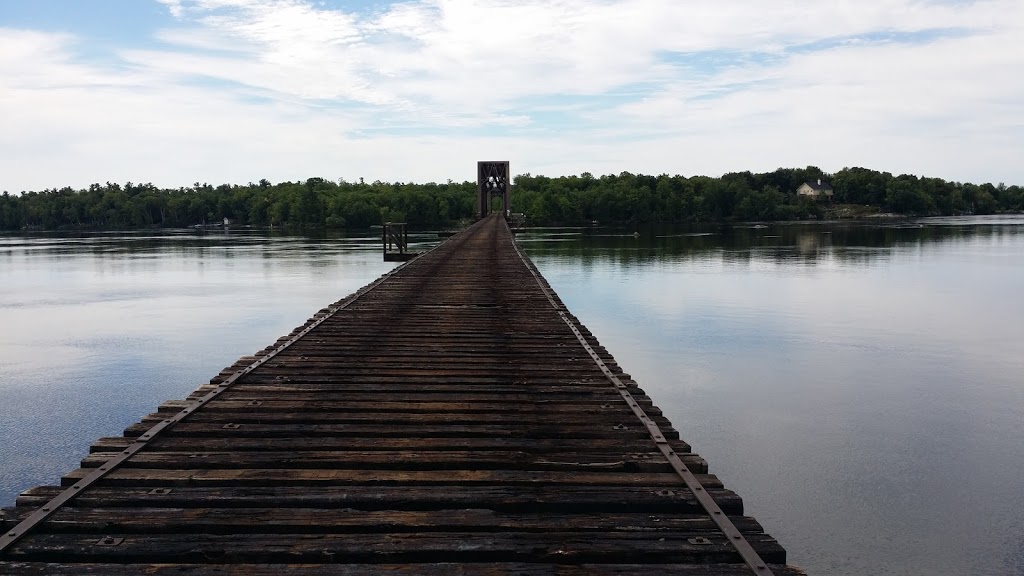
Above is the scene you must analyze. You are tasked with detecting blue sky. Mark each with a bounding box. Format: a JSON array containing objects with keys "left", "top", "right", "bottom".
[{"left": 1, "top": 0, "right": 1022, "bottom": 191}]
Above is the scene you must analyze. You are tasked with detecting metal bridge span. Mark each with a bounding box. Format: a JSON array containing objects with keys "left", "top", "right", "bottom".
[{"left": 1, "top": 215, "right": 802, "bottom": 575}]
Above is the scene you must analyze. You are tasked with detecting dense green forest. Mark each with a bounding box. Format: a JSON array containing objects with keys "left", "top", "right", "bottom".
[{"left": 1, "top": 167, "right": 1021, "bottom": 231}]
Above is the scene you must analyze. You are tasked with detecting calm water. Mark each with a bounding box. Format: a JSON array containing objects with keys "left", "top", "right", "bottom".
[{"left": 2, "top": 217, "right": 1023, "bottom": 575}]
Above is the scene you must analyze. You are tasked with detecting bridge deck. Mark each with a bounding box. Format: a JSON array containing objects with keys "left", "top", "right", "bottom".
[{"left": 1, "top": 215, "right": 802, "bottom": 575}]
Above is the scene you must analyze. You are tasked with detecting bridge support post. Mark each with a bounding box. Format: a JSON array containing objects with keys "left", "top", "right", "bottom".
[{"left": 383, "top": 222, "right": 415, "bottom": 261}]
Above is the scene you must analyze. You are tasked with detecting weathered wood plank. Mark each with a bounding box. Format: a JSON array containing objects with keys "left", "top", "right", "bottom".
[
  {"left": 6, "top": 507, "right": 766, "bottom": 535},
  {"left": 205, "top": 381, "right": 648, "bottom": 392},
  {"left": 141, "top": 409, "right": 672, "bottom": 425},
  {"left": 88, "top": 436, "right": 694, "bottom": 455},
  {"left": 80, "top": 450, "right": 706, "bottom": 474},
  {"left": 14, "top": 486, "right": 743, "bottom": 515},
  {"left": 134, "top": 412, "right": 677, "bottom": 431},
  {"left": 158, "top": 400, "right": 661, "bottom": 414},
  {"left": 216, "top": 375, "right": 637, "bottom": 386},
  {"left": 60, "top": 468, "right": 724, "bottom": 488},
  {"left": 210, "top": 381, "right": 643, "bottom": 393},
  {"left": 4, "top": 532, "right": 787, "bottom": 564},
  {"left": 0, "top": 563, "right": 805, "bottom": 575},
  {"left": 121, "top": 422, "right": 679, "bottom": 440}
]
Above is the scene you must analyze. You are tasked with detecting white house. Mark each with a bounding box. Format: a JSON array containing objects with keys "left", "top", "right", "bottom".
[{"left": 797, "top": 179, "right": 834, "bottom": 198}]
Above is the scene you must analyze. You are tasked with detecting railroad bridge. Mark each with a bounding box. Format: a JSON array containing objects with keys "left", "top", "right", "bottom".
[{"left": 0, "top": 213, "right": 803, "bottom": 575}]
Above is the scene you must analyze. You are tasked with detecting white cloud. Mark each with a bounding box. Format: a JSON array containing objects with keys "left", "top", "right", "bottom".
[
  {"left": 156, "top": 0, "right": 185, "bottom": 19},
  {"left": 1, "top": 0, "right": 1023, "bottom": 191},
  {"left": 124, "top": 0, "right": 1024, "bottom": 116}
]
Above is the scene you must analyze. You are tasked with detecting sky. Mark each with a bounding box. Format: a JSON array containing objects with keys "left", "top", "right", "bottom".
[{"left": 1, "top": 0, "right": 1023, "bottom": 192}]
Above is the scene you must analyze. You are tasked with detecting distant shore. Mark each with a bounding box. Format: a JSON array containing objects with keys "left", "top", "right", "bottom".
[{"left": 3, "top": 167, "right": 1020, "bottom": 231}]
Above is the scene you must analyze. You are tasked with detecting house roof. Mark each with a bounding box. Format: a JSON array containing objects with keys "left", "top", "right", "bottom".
[{"left": 802, "top": 180, "right": 833, "bottom": 191}]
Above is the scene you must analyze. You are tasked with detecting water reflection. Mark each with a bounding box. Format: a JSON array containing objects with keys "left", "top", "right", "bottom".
[
  {"left": 520, "top": 215, "right": 1024, "bottom": 576},
  {"left": 520, "top": 217, "right": 1024, "bottom": 271}
]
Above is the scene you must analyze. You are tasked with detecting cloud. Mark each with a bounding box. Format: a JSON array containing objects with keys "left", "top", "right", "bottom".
[
  {"left": 125, "top": 0, "right": 1024, "bottom": 118},
  {"left": 156, "top": 0, "right": 185, "bottom": 19},
  {"left": 1, "top": 0, "right": 1023, "bottom": 191}
]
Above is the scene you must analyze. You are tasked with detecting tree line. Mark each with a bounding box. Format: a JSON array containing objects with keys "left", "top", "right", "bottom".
[
  {"left": 1, "top": 167, "right": 1020, "bottom": 231},
  {"left": 514, "top": 167, "right": 1022, "bottom": 224},
  {"left": 0, "top": 178, "right": 476, "bottom": 231}
]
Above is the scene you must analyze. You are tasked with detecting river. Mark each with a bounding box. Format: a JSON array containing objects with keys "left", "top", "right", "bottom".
[{"left": 1, "top": 216, "right": 1023, "bottom": 575}]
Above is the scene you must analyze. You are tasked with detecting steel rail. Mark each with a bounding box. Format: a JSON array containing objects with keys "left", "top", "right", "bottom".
[
  {"left": 0, "top": 223, "right": 473, "bottom": 555},
  {"left": 506, "top": 218, "right": 777, "bottom": 576}
]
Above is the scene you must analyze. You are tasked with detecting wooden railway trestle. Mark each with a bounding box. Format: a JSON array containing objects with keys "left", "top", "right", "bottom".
[{"left": 0, "top": 214, "right": 801, "bottom": 575}]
